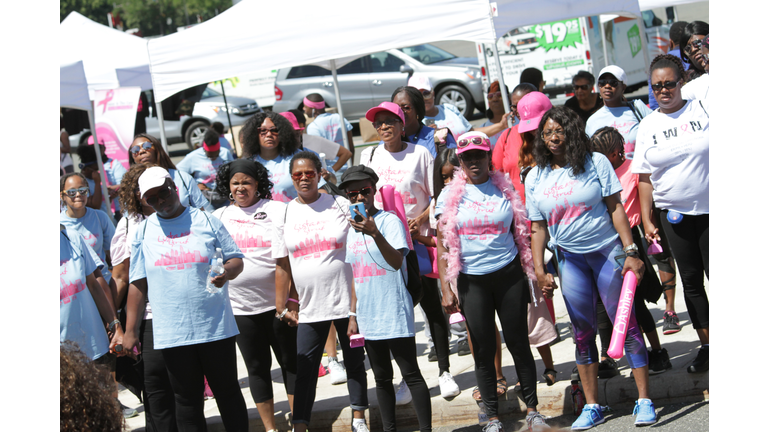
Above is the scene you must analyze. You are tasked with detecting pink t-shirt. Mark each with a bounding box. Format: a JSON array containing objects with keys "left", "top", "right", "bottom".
[{"left": 615, "top": 160, "right": 640, "bottom": 227}]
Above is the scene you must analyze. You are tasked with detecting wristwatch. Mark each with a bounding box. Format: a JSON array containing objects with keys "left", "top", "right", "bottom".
[
  {"left": 276, "top": 309, "right": 288, "bottom": 321},
  {"left": 623, "top": 243, "right": 639, "bottom": 254}
]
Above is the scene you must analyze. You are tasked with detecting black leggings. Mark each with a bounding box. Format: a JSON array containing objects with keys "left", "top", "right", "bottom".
[
  {"left": 458, "top": 257, "right": 538, "bottom": 418},
  {"left": 365, "top": 337, "right": 432, "bottom": 431},
  {"left": 161, "top": 337, "right": 248, "bottom": 432},
  {"left": 234, "top": 310, "right": 298, "bottom": 404},
  {"left": 140, "top": 319, "right": 178, "bottom": 432},
  {"left": 660, "top": 211, "right": 709, "bottom": 329},
  {"left": 419, "top": 276, "right": 450, "bottom": 375},
  {"left": 293, "top": 318, "right": 368, "bottom": 426}
]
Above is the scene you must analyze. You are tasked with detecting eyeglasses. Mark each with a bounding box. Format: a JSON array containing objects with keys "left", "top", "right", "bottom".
[
  {"left": 487, "top": 91, "right": 502, "bottom": 100},
  {"left": 372, "top": 118, "right": 401, "bottom": 129},
  {"left": 457, "top": 136, "right": 488, "bottom": 148},
  {"left": 650, "top": 81, "right": 681, "bottom": 92},
  {"left": 542, "top": 129, "right": 566, "bottom": 139},
  {"left": 572, "top": 84, "right": 591, "bottom": 91},
  {"left": 684, "top": 38, "right": 703, "bottom": 55},
  {"left": 291, "top": 170, "right": 317, "bottom": 180},
  {"left": 421, "top": 89, "right": 433, "bottom": 99},
  {"left": 145, "top": 185, "right": 175, "bottom": 207},
  {"left": 345, "top": 187, "right": 373, "bottom": 200},
  {"left": 130, "top": 141, "right": 153, "bottom": 155},
  {"left": 258, "top": 127, "right": 279, "bottom": 136},
  {"left": 78, "top": 161, "right": 96, "bottom": 169},
  {"left": 598, "top": 78, "right": 620, "bottom": 88},
  {"left": 63, "top": 187, "right": 90, "bottom": 197}
]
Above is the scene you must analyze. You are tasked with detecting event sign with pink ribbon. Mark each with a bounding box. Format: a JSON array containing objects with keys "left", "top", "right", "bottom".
[{"left": 93, "top": 87, "right": 141, "bottom": 169}]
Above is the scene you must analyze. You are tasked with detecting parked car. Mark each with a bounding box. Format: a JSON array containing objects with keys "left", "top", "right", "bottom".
[
  {"left": 70, "top": 87, "right": 262, "bottom": 150},
  {"left": 272, "top": 43, "right": 484, "bottom": 121}
]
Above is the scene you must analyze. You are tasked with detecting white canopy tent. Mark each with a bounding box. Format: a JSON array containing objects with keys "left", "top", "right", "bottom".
[{"left": 60, "top": 61, "right": 91, "bottom": 111}]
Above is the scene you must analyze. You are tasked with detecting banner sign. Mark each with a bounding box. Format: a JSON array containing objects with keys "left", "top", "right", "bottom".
[{"left": 93, "top": 87, "right": 141, "bottom": 170}]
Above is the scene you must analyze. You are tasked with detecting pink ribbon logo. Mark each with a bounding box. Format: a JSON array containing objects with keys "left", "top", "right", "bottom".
[{"left": 97, "top": 90, "right": 114, "bottom": 114}]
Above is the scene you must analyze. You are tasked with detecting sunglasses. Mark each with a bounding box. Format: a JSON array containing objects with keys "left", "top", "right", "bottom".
[
  {"left": 542, "top": 128, "right": 566, "bottom": 139},
  {"left": 421, "top": 89, "right": 433, "bottom": 99},
  {"left": 572, "top": 84, "right": 591, "bottom": 91},
  {"left": 372, "top": 118, "right": 401, "bottom": 129},
  {"left": 598, "top": 78, "right": 620, "bottom": 88},
  {"left": 650, "top": 81, "right": 680, "bottom": 92},
  {"left": 459, "top": 151, "right": 487, "bottom": 163},
  {"left": 130, "top": 141, "right": 153, "bottom": 155},
  {"left": 258, "top": 127, "right": 279, "bottom": 135},
  {"left": 63, "top": 187, "right": 90, "bottom": 197},
  {"left": 457, "top": 136, "right": 487, "bottom": 148},
  {"left": 78, "top": 161, "right": 96, "bottom": 169},
  {"left": 145, "top": 185, "right": 175, "bottom": 207},
  {"left": 487, "top": 91, "right": 502, "bottom": 100},
  {"left": 345, "top": 186, "right": 373, "bottom": 200},
  {"left": 684, "top": 38, "right": 703, "bottom": 55},
  {"left": 291, "top": 170, "right": 317, "bottom": 180}
]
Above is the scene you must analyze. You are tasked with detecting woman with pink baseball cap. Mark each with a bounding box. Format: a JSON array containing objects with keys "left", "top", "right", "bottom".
[{"left": 435, "top": 131, "right": 549, "bottom": 432}]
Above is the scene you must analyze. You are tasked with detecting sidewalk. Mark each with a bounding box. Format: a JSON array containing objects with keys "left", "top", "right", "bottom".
[{"left": 121, "top": 267, "right": 708, "bottom": 431}]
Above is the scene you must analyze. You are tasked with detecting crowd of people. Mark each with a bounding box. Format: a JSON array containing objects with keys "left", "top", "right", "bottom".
[{"left": 60, "top": 20, "right": 709, "bottom": 432}]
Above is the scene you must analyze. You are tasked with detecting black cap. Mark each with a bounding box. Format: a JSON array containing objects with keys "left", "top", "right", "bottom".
[{"left": 338, "top": 165, "right": 379, "bottom": 190}]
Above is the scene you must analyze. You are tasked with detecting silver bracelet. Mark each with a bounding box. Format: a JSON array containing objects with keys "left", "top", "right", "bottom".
[{"left": 276, "top": 309, "right": 288, "bottom": 321}]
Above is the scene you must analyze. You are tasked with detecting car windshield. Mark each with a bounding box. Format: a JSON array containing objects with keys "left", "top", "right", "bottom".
[
  {"left": 398, "top": 44, "right": 456, "bottom": 65},
  {"left": 201, "top": 87, "right": 221, "bottom": 99}
]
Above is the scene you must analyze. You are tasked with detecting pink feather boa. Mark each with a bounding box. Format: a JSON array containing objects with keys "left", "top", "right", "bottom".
[{"left": 438, "top": 168, "right": 537, "bottom": 302}]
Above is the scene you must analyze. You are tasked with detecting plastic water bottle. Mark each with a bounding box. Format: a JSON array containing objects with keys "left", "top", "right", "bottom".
[{"left": 206, "top": 248, "right": 224, "bottom": 293}]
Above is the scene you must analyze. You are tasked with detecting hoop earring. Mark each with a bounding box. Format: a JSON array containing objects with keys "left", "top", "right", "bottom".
[{"left": 229, "top": 193, "right": 234, "bottom": 201}]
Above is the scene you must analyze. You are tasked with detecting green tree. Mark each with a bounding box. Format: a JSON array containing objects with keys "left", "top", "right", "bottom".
[{"left": 61, "top": 0, "right": 115, "bottom": 25}]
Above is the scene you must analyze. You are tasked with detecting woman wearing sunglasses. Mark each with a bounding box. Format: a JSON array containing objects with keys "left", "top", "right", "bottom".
[
  {"left": 241, "top": 112, "right": 327, "bottom": 203},
  {"left": 390, "top": 86, "right": 457, "bottom": 158},
  {"left": 634, "top": 54, "right": 710, "bottom": 375},
  {"left": 564, "top": 70, "right": 603, "bottom": 126},
  {"left": 436, "top": 131, "right": 549, "bottom": 432},
  {"left": 212, "top": 159, "right": 299, "bottom": 432},
  {"left": 109, "top": 163, "right": 179, "bottom": 432},
  {"left": 409, "top": 75, "right": 474, "bottom": 140},
  {"left": 526, "top": 107, "right": 655, "bottom": 429},
  {"left": 60, "top": 172, "right": 117, "bottom": 305},
  {"left": 585, "top": 65, "right": 652, "bottom": 161},
  {"left": 128, "top": 133, "right": 214, "bottom": 212},
  {"left": 476, "top": 80, "right": 514, "bottom": 149},
  {"left": 122, "top": 166, "right": 248, "bottom": 432},
  {"left": 282, "top": 151, "right": 369, "bottom": 432},
  {"left": 679, "top": 21, "right": 709, "bottom": 100}
]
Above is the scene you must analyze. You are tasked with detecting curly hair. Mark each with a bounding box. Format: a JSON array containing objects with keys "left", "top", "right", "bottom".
[
  {"left": 391, "top": 86, "right": 426, "bottom": 122},
  {"left": 129, "top": 133, "right": 177, "bottom": 170},
  {"left": 590, "top": 126, "right": 625, "bottom": 155},
  {"left": 60, "top": 342, "right": 124, "bottom": 432},
  {"left": 289, "top": 150, "right": 323, "bottom": 173},
  {"left": 241, "top": 112, "right": 300, "bottom": 159},
  {"left": 533, "top": 106, "right": 591, "bottom": 176},
  {"left": 60, "top": 172, "right": 89, "bottom": 192},
  {"left": 118, "top": 164, "right": 150, "bottom": 217},
  {"left": 214, "top": 160, "right": 273, "bottom": 201},
  {"left": 650, "top": 54, "right": 688, "bottom": 84}
]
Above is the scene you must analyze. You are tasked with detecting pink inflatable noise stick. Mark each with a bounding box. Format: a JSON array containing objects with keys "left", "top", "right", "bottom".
[
  {"left": 647, "top": 239, "right": 663, "bottom": 255},
  {"left": 379, "top": 185, "right": 414, "bottom": 250},
  {"left": 607, "top": 271, "right": 638, "bottom": 360}
]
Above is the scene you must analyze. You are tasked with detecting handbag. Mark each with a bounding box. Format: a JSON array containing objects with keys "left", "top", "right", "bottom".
[
  {"left": 403, "top": 248, "right": 424, "bottom": 306},
  {"left": 413, "top": 240, "right": 433, "bottom": 275}
]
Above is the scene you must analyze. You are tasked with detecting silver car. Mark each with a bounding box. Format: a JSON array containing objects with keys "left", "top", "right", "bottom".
[{"left": 272, "top": 44, "right": 484, "bottom": 120}]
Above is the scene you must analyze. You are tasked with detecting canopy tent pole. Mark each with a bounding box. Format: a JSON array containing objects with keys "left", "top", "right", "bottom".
[
  {"left": 154, "top": 100, "right": 170, "bottom": 153},
  {"left": 329, "top": 59, "right": 353, "bottom": 166},
  {"left": 637, "top": 17, "right": 651, "bottom": 75},
  {"left": 87, "top": 106, "right": 116, "bottom": 224},
  {"left": 488, "top": 42, "right": 512, "bottom": 127},
  {"left": 219, "top": 81, "right": 237, "bottom": 156},
  {"left": 600, "top": 16, "right": 610, "bottom": 71}
]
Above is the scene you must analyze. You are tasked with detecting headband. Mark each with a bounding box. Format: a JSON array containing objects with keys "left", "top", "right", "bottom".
[
  {"left": 228, "top": 159, "right": 261, "bottom": 184},
  {"left": 303, "top": 97, "right": 326, "bottom": 110}
]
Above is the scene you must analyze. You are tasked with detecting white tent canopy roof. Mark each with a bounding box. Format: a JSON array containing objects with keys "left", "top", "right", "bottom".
[
  {"left": 147, "top": 0, "right": 496, "bottom": 102},
  {"left": 60, "top": 61, "right": 91, "bottom": 111}
]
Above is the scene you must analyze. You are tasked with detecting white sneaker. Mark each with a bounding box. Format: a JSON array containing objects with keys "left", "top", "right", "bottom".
[
  {"left": 352, "top": 420, "right": 370, "bottom": 432},
  {"left": 395, "top": 379, "right": 412, "bottom": 405},
  {"left": 328, "top": 357, "right": 348, "bottom": 385},
  {"left": 438, "top": 371, "right": 460, "bottom": 399}
]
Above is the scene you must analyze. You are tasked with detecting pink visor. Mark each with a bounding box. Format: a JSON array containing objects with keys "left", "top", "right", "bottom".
[
  {"left": 365, "top": 102, "right": 405, "bottom": 124},
  {"left": 303, "top": 97, "right": 325, "bottom": 110},
  {"left": 202, "top": 141, "right": 220, "bottom": 152},
  {"left": 456, "top": 131, "right": 491, "bottom": 154}
]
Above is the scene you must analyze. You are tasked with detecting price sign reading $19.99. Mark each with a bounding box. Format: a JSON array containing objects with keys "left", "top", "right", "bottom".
[{"left": 534, "top": 19, "right": 582, "bottom": 51}]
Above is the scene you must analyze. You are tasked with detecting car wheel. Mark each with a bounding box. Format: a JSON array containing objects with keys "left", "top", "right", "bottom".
[
  {"left": 436, "top": 85, "right": 473, "bottom": 120},
  {"left": 509, "top": 45, "right": 518, "bottom": 55},
  {"left": 184, "top": 121, "right": 209, "bottom": 150}
]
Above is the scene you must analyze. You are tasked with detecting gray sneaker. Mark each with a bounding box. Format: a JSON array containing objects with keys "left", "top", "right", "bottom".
[
  {"left": 482, "top": 419, "right": 504, "bottom": 432},
  {"left": 119, "top": 401, "right": 138, "bottom": 419},
  {"left": 526, "top": 411, "right": 551, "bottom": 431}
]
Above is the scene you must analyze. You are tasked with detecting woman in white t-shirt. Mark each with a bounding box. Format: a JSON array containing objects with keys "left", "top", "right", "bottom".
[
  {"left": 212, "top": 159, "right": 298, "bottom": 432},
  {"left": 284, "top": 151, "right": 369, "bottom": 432},
  {"left": 633, "top": 54, "right": 710, "bottom": 375}
]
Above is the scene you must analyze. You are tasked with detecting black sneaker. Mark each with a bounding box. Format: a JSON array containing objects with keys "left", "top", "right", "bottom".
[
  {"left": 648, "top": 348, "right": 673, "bottom": 374},
  {"left": 427, "top": 346, "right": 438, "bottom": 362},
  {"left": 597, "top": 358, "right": 619, "bottom": 379},
  {"left": 457, "top": 340, "right": 471, "bottom": 356},
  {"left": 662, "top": 311, "right": 682, "bottom": 335},
  {"left": 687, "top": 346, "right": 709, "bottom": 373}
]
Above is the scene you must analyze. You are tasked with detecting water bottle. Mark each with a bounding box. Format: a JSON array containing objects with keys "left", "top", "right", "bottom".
[{"left": 206, "top": 248, "right": 224, "bottom": 293}]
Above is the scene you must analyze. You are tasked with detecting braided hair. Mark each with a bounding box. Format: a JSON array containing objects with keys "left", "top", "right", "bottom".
[
  {"left": 589, "top": 127, "right": 624, "bottom": 156},
  {"left": 650, "top": 54, "right": 688, "bottom": 83}
]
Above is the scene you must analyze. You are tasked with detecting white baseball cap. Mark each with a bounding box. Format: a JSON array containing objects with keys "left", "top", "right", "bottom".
[
  {"left": 598, "top": 65, "right": 628, "bottom": 84},
  {"left": 408, "top": 75, "right": 432, "bottom": 92},
  {"left": 138, "top": 167, "right": 172, "bottom": 198}
]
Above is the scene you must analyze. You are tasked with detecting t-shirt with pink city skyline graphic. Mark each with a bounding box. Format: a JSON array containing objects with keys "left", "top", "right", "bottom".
[
  {"left": 345, "top": 209, "right": 414, "bottom": 340},
  {"left": 525, "top": 153, "right": 622, "bottom": 254},
  {"left": 130, "top": 207, "right": 244, "bottom": 349},
  {"left": 284, "top": 194, "right": 353, "bottom": 324},
  {"left": 435, "top": 179, "right": 519, "bottom": 275},
  {"left": 251, "top": 149, "right": 326, "bottom": 203},
  {"left": 176, "top": 147, "right": 234, "bottom": 190},
  {"left": 213, "top": 199, "right": 289, "bottom": 315}
]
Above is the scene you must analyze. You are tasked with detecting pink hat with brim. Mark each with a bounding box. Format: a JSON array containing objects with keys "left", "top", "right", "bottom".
[
  {"left": 365, "top": 102, "right": 405, "bottom": 125},
  {"left": 456, "top": 131, "right": 491, "bottom": 154},
  {"left": 279, "top": 111, "right": 305, "bottom": 131},
  {"left": 517, "top": 92, "right": 553, "bottom": 133}
]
